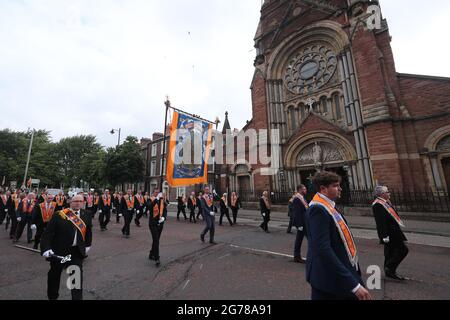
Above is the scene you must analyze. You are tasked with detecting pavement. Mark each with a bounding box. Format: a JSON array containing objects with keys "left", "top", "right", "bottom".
[{"left": 0, "top": 208, "right": 449, "bottom": 300}]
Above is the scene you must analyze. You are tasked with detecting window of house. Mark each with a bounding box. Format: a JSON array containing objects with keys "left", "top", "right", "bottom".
[{"left": 151, "top": 144, "right": 157, "bottom": 157}]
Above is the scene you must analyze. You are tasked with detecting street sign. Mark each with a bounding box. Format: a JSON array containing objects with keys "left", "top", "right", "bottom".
[{"left": 31, "top": 179, "right": 40, "bottom": 184}]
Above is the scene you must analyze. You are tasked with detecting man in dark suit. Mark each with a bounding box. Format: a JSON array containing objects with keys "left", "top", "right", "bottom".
[
  {"left": 259, "top": 191, "right": 271, "bottom": 233},
  {"left": 40, "top": 194, "right": 92, "bottom": 300},
  {"left": 0, "top": 189, "right": 11, "bottom": 225},
  {"left": 292, "top": 184, "right": 308, "bottom": 263},
  {"left": 121, "top": 189, "right": 138, "bottom": 238},
  {"left": 372, "top": 185, "right": 409, "bottom": 281},
  {"left": 98, "top": 189, "right": 112, "bottom": 231},
  {"left": 148, "top": 189, "right": 169, "bottom": 267},
  {"left": 54, "top": 191, "right": 67, "bottom": 211},
  {"left": 306, "top": 171, "right": 371, "bottom": 300},
  {"left": 200, "top": 187, "right": 216, "bottom": 244},
  {"left": 14, "top": 193, "right": 36, "bottom": 244},
  {"left": 31, "top": 194, "right": 56, "bottom": 250},
  {"left": 187, "top": 192, "right": 198, "bottom": 223}
]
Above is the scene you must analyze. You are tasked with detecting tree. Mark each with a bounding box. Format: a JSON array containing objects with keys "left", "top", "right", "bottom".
[
  {"left": 55, "top": 135, "right": 102, "bottom": 188},
  {"left": 104, "top": 136, "right": 144, "bottom": 189},
  {"left": 79, "top": 149, "right": 107, "bottom": 189}
]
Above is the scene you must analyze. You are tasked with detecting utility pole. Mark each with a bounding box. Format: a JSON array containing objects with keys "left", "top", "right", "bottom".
[{"left": 22, "top": 129, "right": 35, "bottom": 189}]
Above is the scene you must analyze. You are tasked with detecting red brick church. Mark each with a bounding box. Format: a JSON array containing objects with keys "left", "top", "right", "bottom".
[{"left": 220, "top": 0, "right": 450, "bottom": 195}]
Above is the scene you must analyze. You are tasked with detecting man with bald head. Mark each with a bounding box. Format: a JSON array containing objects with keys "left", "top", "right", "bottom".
[{"left": 41, "top": 194, "right": 93, "bottom": 300}]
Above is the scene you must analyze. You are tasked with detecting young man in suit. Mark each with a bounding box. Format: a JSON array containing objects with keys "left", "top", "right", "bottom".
[
  {"left": 306, "top": 171, "right": 371, "bottom": 300},
  {"left": 372, "top": 186, "right": 409, "bottom": 280},
  {"left": 98, "top": 189, "right": 112, "bottom": 231},
  {"left": 148, "top": 190, "right": 168, "bottom": 267},
  {"left": 200, "top": 187, "right": 216, "bottom": 244},
  {"left": 31, "top": 194, "right": 56, "bottom": 250},
  {"left": 187, "top": 192, "right": 198, "bottom": 223},
  {"left": 40, "top": 194, "right": 92, "bottom": 300},
  {"left": 292, "top": 184, "right": 308, "bottom": 263},
  {"left": 121, "top": 189, "right": 138, "bottom": 238},
  {"left": 259, "top": 191, "right": 271, "bottom": 233},
  {"left": 14, "top": 193, "right": 36, "bottom": 244}
]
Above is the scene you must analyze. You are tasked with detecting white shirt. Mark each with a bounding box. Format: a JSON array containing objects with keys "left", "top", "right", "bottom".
[
  {"left": 317, "top": 193, "right": 361, "bottom": 295},
  {"left": 71, "top": 211, "right": 80, "bottom": 247}
]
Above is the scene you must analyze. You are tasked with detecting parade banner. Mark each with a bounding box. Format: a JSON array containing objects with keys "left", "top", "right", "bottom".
[{"left": 167, "top": 111, "right": 213, "bottom": 187}]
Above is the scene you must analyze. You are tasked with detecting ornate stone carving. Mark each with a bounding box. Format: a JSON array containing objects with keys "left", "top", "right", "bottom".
[
  {"left": 437, "top": 135, "right": 450, "bottom": 152},
  {"left": 284, "top": 44, "right": 338, "bottom": 95},
  {"left": 297, "top": 142, "right": 344, "bottom": 166}
]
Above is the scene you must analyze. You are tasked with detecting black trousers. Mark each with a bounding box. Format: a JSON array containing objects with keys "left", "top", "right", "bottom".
[
  {"left": 99, "top": 208, "right": 111, "bottom": 229},
  {"left": 287, "top": 216, "right": 293, "bottom": 233},
  {"left": 260, "top": 212, "right": 270, "bottom": 231},
  {"left": 219, "top": 208, "right": 233, "bottom": 226},
  {"left": 189, "top": 208, "right": 196, "bottom": 222},
  {"left": 135, "top": 206, "right": 144, "bottom": 225},
  {"left": 293, "top": 228, "right": 306, "bottom": 258},
  {"left": 177, "top": 206, "right": 187, "bottom": 219},
  {"left": 384, "top": 241, "right": 409, "bottom": 273},
  {"left": 0, "top": 209, "right": 6, "bottom": 224},
  {"left": 231, "top": 208, "right": 238, "bottom": 224},
  {"left": 47, "top": 247, "right": 84, "bottom": 300},
  {"left": 122, "top": 210, "right": 134, "bottom": 236},
  {"left": 201, "top": 213, "right": 215, "bottom": 242},
  {"left": 8, "top": 213, "right": 17, "bottom": 238},
  {"left": 115, "top": 208, "right": 122, "bottom": 223},
  {"left": 34, "top": 222, "right": 48, "bottom": 248},
  {"left": 15, "top": 215, "right": 32, "bottom": 242},
  {"left": 149, "top": 222, "right": 164, "bottom": 260},
  {"left": 196, "top": 208, "right": 202, "bottom": 220}
]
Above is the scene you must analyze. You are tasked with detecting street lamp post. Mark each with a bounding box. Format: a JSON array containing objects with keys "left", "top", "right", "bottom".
[
  {"left": 22, "top": 129, "right": 35, "bottom": 189},
  {"left": 110, "top": 128, "right": 121, "bottom": 146}
]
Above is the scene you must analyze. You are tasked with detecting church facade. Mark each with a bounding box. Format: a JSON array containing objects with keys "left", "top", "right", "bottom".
[{"left": 221, "top": 0, "right": 450, "bottom": 194}]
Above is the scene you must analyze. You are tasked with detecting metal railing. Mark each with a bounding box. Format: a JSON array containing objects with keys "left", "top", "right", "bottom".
[{"left": 236, "top": 189, "right": 450, "bottom": 213}]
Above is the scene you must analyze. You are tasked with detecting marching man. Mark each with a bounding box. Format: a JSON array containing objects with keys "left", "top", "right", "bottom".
[
  {"left": 31, "top": 194, "right": 56, "bottom": 250},
  {"left": 372, "top": 186, "right": 409, "bottom": 281},
  {"left": 40, "top": 194, "right": 92, "bottom": 300}
]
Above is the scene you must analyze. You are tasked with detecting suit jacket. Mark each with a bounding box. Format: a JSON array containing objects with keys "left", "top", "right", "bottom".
[
  {"left": 200, "top": 195, "right": 214, "bottom": 216},
  {"left": 229, "top": 196, "right": 241, "bottom": 210},
  {"left": 305, "top": 205, "right": 363, "bottom": 297},
  {"left": 187, "top": 197, "right": 198, "bottom": 210},
  {"left": 149, "top": 198, "right": 169, "bottom": 225},
  {"left": 259, "top": 198, "right": 271, "bottom": 215},
  {"left": 99, "top": 195, "right": 112, "bottom": 210},
  {"left": 0, "top": 195, "right": 12, "bottom": 215},
  {"left": 372, "top": 202, "right": 407, "bottom": 244},
  {"left": 292, "top": 197, "right": 307, "bottom": 229},
  {"left": 120, "top": 195, "right": 139, "bottom": 212},
  {"left": 40, "top": 209, "right": 92, "bottom": 257},
  {"left": 16, "top": 200, "right": 36, "bottom": 219},
  {"left": 31, "top": 202, "right": 55, "bottom": 226}
]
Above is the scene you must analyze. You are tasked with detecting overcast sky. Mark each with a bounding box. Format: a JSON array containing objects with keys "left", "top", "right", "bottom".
[{"left": 0, "top": 0, "right": 449, "bottom": 148}]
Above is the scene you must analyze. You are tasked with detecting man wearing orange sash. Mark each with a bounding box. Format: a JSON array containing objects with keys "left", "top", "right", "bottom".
[
  {"left": 148, "top": 189, "right": 168, "bottom": 266},
  {"left": 259, "top": 191, "right": 271, "bottom": 233},
  {"left": 229, "top": 192, "right": 241, "bottom": 225},
  {"left": 54, "top": 191, "right": 67, "bottom": 211},
  {"left": 0, "top": 188, "right": 11, "bottom": 226},
  {"left": 121, "top": 189, "right": 138, "bottom": 238},
  {"left": 31, "top": 194, "right": 56, "bottom": 249},
  {"left": 292, "top": 184, "right": 308, "bottom": 263},
  {"left": 187, "top": 192, "right": 198, "bottom": 223},
  {"left": 14, "top": 193, "right": 36, "bottom": 244},
  {"left": 134, "top": 190, "right": 145, "bottom": 227},
  {"left": 40, "top": 194, "right": 92, "bottom": 300},
  {"left": 200, "top": 187, "right": 216, "bottom": 244},
  {"left": 306, "top": 171, "right": 371, "bottom": 300},
  {"left": 98, "top": 189, "right": 112, "bottom": 231},
  {"left": 372, "top": 186, "right": 409, "bottom": 281}
]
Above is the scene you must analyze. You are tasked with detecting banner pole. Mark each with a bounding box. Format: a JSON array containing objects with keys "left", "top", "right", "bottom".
[{"left": 160, "top": 98, "right": 170, "bottom": 192}]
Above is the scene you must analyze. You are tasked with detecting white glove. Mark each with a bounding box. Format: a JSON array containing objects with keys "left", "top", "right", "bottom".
[
  {"left": 158, "top": 217, "right": 165, "bottom": 224},
  {"left": 86, "top": 247, "right": 91, "bottom": 253},
  {"left": 31, "top": 224, "right": 37, "bottom": 230},
  {"left": 99, "top": 210, "right": 102, "bottom": 213},
  {"left": 137, "top": 210, "right": 140, "bottom": 214},
  {"left": 17, "top": 217, "right": 22, "bottom": 222},
  {"left": 210, "top": 211, "right": 215, "bottom": 216},
  {"left": 42, "top": 250, "right": 54, "bottom": 258},
  {"left": 298, "top": 226, "right": 304, "bottom": 231},
  {"left": 4, "top": 209, "right": 8, "bottom": 212},
  {"left": 262, "top": 213, "right": 266, "bottom": 217},
  {"left": 119, "top": 214, "right": 123, "bottom": 217},
  {"left": 383, "top": 237, "right": 390, "bottom": 244}
]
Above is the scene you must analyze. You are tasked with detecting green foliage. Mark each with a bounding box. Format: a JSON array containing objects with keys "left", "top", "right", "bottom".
[{"left": 0, "top": 130, "right": 144, "bottom": 190}]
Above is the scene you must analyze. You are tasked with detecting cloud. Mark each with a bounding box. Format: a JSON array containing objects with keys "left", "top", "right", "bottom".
[{"left": 0, "top": 0, "right": 448, "bottom": 148}]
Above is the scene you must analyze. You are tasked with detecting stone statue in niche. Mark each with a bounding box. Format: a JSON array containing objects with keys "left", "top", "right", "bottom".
[
  {"left": 312, "top": 142, "right": 323, "bottom": 166},
  {"left": 297, "top": 142, "right": 344, "bottom": 167}
]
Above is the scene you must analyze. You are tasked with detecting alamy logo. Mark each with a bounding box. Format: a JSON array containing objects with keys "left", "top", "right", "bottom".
[
  {"left": 366, "top": 265, "right": 381, "bottom": 290},
  {"left": 66, "top": 265, "right": 81, "bottom": 290},
  {"left": 366, "top": 5, "right": 382, "bottom": 30}
]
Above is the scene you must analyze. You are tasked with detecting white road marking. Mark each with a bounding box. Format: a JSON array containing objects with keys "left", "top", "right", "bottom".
[
  {"left": 218, "top": 253, "right": 231, "bottom": 260},
  {"left": 230, "top": 244, "right": 294, "bottom": 258},
  {"left": 199, "top": 264, "right": 203, "bottom": 270},
  {"left": 182, "top": 279, "right": 190, "bottom": 291}
]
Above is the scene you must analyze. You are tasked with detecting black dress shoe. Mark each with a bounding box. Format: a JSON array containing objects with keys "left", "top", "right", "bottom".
[
  {"left": 209, "top": 241, "right": 217, "bottom": 245},
  {"left": 294, "top": 257, "right": 306, "bottom": 263},
  {"left": 155, "top": 260, "right": 161, "bottom": 267},
  {"left": 148, "top": 254, "right": 155, "bottom": 261},
  {"left": 385, "top": 271, "right": 405, "bottom": 281}
]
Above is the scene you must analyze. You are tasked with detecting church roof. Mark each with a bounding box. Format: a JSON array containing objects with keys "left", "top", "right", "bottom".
[{"left": 222, "top": 111, "right": 231, "bottom": 134}]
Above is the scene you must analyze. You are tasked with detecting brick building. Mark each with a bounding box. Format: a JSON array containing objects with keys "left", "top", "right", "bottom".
[{"left": 220, "top": 0, "right": 450, "bottom": 195}]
